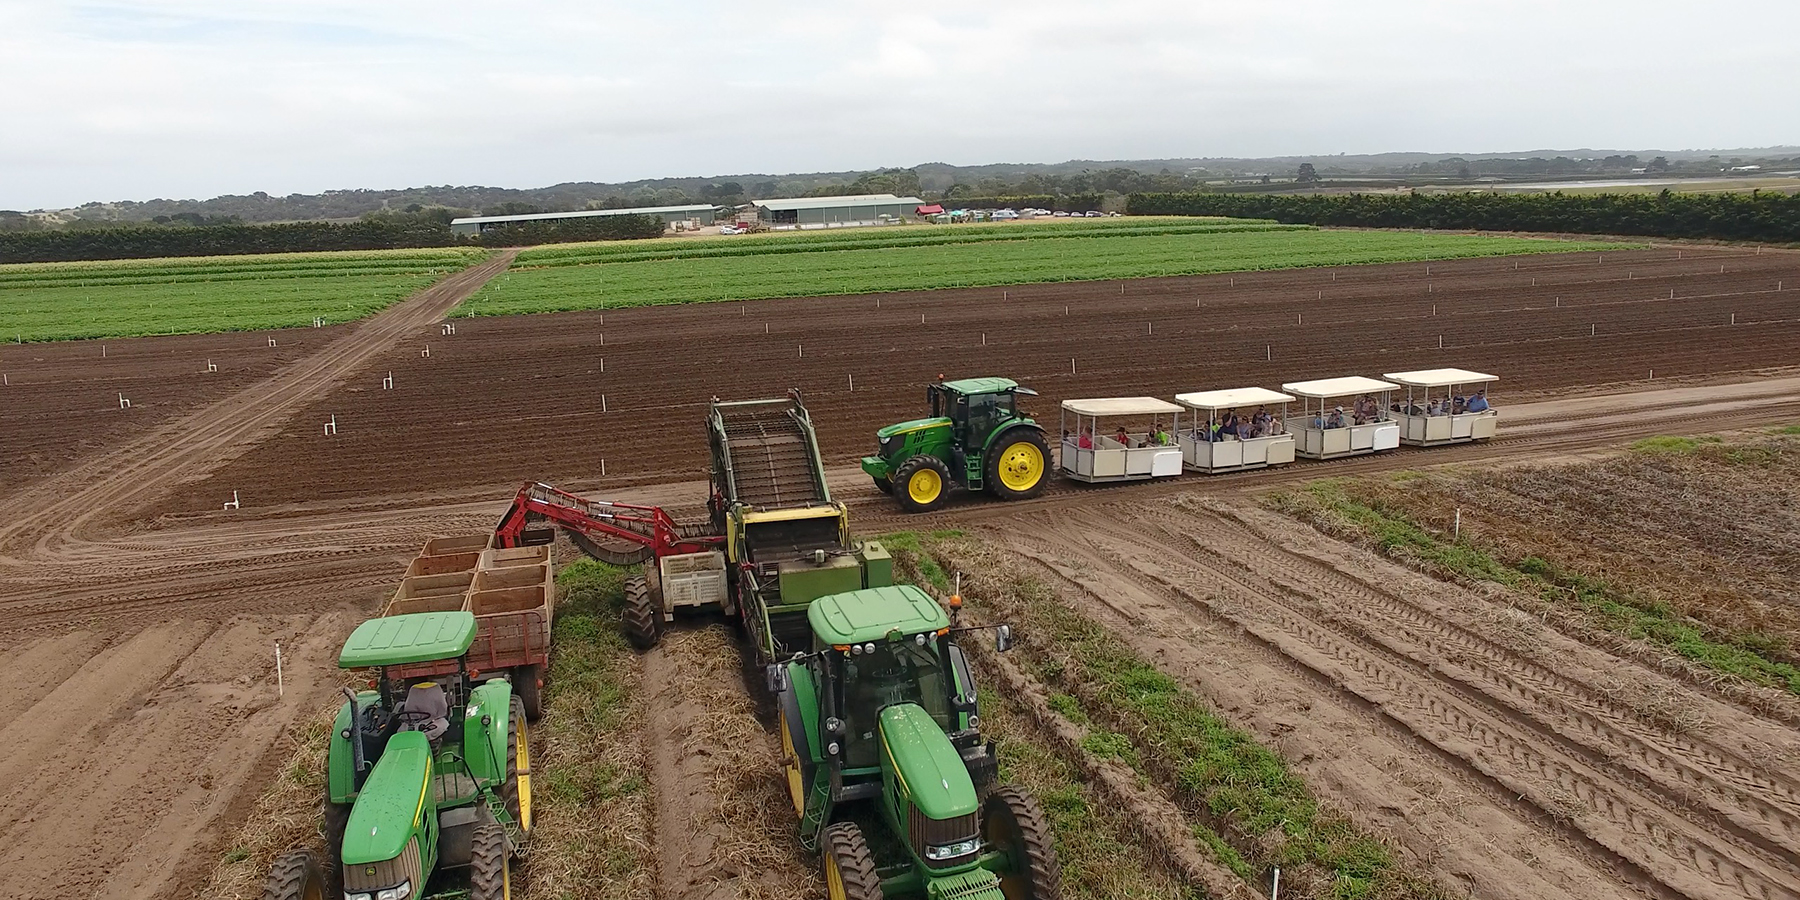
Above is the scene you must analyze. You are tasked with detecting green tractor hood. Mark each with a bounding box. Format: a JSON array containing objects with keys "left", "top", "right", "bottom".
[
  {"left": 342, "top": 730, "right": 433, "bottom": 865},
  {"left": 880, "top": 703, "right": 978, "bottom": 820},
  {"left": 876, "top": 417, "right": 951, "bottom": 441}
]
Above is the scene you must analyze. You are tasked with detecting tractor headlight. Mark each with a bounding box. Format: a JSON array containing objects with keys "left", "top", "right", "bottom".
[
  {"left": 863, "top": 642, "right": 876, "bottom": 655},
  {"left": 376, "top": 881, "right": 412, "bottom": 900},
  {"left": 925, "top": 838, "right": 982, "bottom": 861}
]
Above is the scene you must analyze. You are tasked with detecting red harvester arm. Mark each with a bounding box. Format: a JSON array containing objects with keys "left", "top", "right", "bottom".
[{"left": 494, "top": 482, "right": 720, "bottom": 557}]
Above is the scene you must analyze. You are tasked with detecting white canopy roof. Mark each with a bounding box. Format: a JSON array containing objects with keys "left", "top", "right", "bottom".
[
  {"left": 1061, "top": 396, "right": 1183, "bottom": 417},
  {"left": 1281, "top": 376, "right": 1398, "bottom": 399},
  {"left": 1174, "top": 387, "right": 1295, "bottom": 411},
  {"left": 1381, "top": 368, "right": 1499, "bottom": 388}
]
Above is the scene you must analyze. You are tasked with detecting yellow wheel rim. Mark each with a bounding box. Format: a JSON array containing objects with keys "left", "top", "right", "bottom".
[
  {"left": 826, "top": 852, "right": 847, "bottom": 900},
  {"left": 996, "top": 441, "right": 1044, "bottom": 492},
  {"left": 502, "top": 857, "right": 512, "bottom": 900},
  {"left": 780, "top": 709, "right": 806, "bottom": 818},
  {"left": 515, "top": 717, "right": 532, "bottom": 832},
  {"left": 907, "top": 467, "right": 942, "bottom": 504}
]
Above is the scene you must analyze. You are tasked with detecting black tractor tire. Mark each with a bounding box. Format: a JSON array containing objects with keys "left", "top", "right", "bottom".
[
  {"left": 568, "top": 528, "right": 655, "bottom": 566},
  {"left": 260, "top": 848, "right": 328, "bottom": 900},
  {"left": 872, "top": 475, "right": 894, "bottom": 495},
  {"left": 622, "top": 575, "right": 660, "bottom": 650},
  {"left": 469, "top": 822, "right": 511, "bottom": 900},
  {"left": 320, "top": 796, "right": 350, "bottom": 894},
  {"left": 496, "top": 695, "right": 530, "bottom": 833},
  {"left": 984, "top": 786, "right": 1063, "bottom": 900},
  {"left": 821, "top": 822, "right": 882, "bottom": 900},
  {"left": 892, "top": 455, "right": 953, "bottom": 514},
  {"left": 985, "top": 428, "right": 1052, "bottom": 501},
  {"left": 514, "top": 664, "right": 544, "bottom": 722}
]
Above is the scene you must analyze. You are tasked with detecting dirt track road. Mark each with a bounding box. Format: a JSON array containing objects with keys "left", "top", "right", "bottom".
[{"left": 1, "top": 245, "right": 1797, "bottom": 900}]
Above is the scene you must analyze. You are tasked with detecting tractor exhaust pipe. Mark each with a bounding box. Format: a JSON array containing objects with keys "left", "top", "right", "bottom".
[{"left": 343, "top": 687, "right": 366, "bottom": 780}]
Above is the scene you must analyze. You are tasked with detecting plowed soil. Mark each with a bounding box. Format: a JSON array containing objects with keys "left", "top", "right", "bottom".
[{"left": 3, "top": 243, "right": 1799, "bottom": 900}]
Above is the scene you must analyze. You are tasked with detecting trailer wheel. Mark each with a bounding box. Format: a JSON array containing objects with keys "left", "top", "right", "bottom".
[
  {"left": 986, "top": 428, "right": 1050, "bottom": 501},
  {"left": 622, "top": 575, "right": 660, "bottom": 650},
  {"left": 514, "top": 664, "right": 543, "bottom": 721},
  {"left": 821, "top": 822, "right": 881, "bottom": 900},
  {"left": 469, "top": 822, "right": 511, "bottom": 900},
  {"left": 984, "top": 786, "right": 1062, "bottom": 900},
  {"left": 260, "top": 849, "right": 327, "bottom": 900},
  {"left": 893, "top": 455, "right": 952, "bottom": 513}
]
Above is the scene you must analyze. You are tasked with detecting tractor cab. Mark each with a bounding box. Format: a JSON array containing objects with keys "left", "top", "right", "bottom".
[
  {"left": 863, "top": 377, "right": 1051, "bottom": 513},
  {"left": 771, "top": 585, "right": 1058, "bottom": 898},
  {"left": 262, "top": 611, "right": 530, "bottom": 900}
]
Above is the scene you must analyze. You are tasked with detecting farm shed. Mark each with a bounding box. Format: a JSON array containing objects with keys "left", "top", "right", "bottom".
[
  {"left": 449, "top": 204, "right": 720, "bottom": 235},
  {"left": 751, "top": 193, "right": 924, "bottom": 228}
]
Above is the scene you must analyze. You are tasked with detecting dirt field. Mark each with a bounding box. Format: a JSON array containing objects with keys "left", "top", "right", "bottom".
[{"left": 3, "top": 243, "right": 1799, "bottom": 900}]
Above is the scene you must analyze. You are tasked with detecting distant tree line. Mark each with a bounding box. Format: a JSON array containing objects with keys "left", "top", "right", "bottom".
[
  {"left": 0, "top": 214, "right": 665, "bottom": 264},
  {"left": 1126, "top": 190, "right": 1800, "bottom": 243}
]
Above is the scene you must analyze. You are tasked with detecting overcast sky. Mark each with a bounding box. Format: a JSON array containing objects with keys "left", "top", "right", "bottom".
[{"left": 3, "top": 1, "right": 1796, "bottom": 210}]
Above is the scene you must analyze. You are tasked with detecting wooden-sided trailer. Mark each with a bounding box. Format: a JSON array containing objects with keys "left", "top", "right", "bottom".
[
  {"left": 1381, "top": 368, "right": 1499, "bottom": 445},
  {"left": 1174, "top": 387, "right": 1297, "bottom": 473},
  {"left": 1281, "top": 376, "right": 1401, "bottom": 460},
  {"left": 1058, "top": 397, "right": 1185, "bottom": 482}
]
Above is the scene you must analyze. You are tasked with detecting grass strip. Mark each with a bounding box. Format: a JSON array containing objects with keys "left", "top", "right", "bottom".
[
  {"left": 897, "top": 532, "right": 1441, "bottom": 900},
  {"left": 528, "top": 558, "right": 655, "bottom": 900},
  {"left": 463, "top": 229, "right": 1619, "bottom": 316},
  {"left": 1269, "top": 477, "right": 1800, "bottom": 696}
]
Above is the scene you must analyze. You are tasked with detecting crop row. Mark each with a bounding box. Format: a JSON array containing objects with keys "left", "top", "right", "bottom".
[
  {"left": 463, "top": 229, "right": 1615, "bottom": 316},
  {"left": 0, "top": 247, "right": 487, "bottom": 288}
]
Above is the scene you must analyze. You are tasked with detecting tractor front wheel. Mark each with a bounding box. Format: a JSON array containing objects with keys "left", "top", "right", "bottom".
[
  {"left": 872, "top": 475, "right": 893, "bottom": 495},
  {"left": 893, "top": 455, "right": 952, "bottom": 513},
  {"left": 469, "top": 822, "right": 512, "bottom": 900},
  {"left": 983, "top": 786, "right": 1062, "bottom": 900},
  {"left": 622, "top": 575, "right": 660, "bottom": 650},
  {"left": 986, "top": 428, "right": 1051, "bottom": 501},
  {"left": 260, "top": 849, "right": 327, "bottom": 900},
  {"left": 821, "top": 822, "right": 882, "bottom": 900}
]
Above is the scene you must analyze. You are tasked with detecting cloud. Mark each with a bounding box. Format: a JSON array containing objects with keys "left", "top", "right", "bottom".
[{"left": 1, "top": 0, "right": 1796, "bottom": 209}]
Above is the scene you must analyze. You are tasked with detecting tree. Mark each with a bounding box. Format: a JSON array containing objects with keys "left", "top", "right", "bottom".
[
  {"left": 1296, "top": 163, "right": 1318, "bottom": 184},
  {"left": 1648, "top": 156, "right": 1670, "bottom": 172}
]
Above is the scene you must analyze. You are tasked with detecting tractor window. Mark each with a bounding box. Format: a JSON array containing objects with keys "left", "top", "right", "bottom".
[
  {"left": 838, "top": 640, "right": 951, "bottom": 767},
  {"left": 965, "top": 392, "right": 1007, "bottom": 446}
]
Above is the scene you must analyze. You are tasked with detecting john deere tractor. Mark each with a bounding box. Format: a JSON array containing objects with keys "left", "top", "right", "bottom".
[
  {"left": 861, "top": 378, "right": 1051, "bottom": 513},
  {"left": 261, "top": 611, "right": 530, "bottom": 900},
  {"left": 768, "top": 584, "right": 1062, "bottom": 899}
]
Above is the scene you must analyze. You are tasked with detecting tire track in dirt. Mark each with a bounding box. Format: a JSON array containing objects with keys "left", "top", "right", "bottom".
[
  {"left": 1147, "top": 504, "right": 1800, "bottom": 861},
  {"left": 1014, "top": 510, "right": 1799, "bottom": 900}
]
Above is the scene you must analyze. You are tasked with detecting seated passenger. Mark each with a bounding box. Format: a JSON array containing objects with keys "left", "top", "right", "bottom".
[
  {"left": 1153, "top": 423, "right": 1171, "bottom": 446},
  {"left": 1236, "top": 419, "right": 1254, "bottom": 440},
  {"left": 1452, "top": 395, "right": 1467, "bottom": 415},
  {"left": 1427, "top": 398, "right": 1445, "bottom": 417},
  {"left": 1113, "top": 425, "right": 1130, "bottom": 446},
  {"left": 1466, "top": 390, "right": 1490, "bottom": 413},
  {"left": 1078, "top": 428, "right": 1094, "bottom": 449},
  {"left": 1325, "top": 406, "right": 1346, "bottom": 429}
]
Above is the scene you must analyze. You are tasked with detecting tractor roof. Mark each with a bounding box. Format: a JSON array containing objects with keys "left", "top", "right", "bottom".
[
  {"left": 939, "top": 376, "right": 1021, "bottom": 395},
  {"left": 339, "top": 611, "right": 477, "bottom": 668},
  {"left": 809, "top": 584, "right": 950, "bottom": 646}
]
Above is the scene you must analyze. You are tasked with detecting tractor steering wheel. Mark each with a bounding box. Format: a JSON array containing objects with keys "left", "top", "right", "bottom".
[{"left": 395, "top": 709, "right": 434, "bottom": 729}]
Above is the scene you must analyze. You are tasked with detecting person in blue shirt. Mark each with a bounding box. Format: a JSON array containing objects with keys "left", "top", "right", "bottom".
[{"left": 1466, "top": 390, "right": 1490, "bottom": 413}]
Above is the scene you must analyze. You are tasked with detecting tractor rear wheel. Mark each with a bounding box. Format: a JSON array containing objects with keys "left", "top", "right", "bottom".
[
  {"left": 986, "top": 428, "right": 1051, "bottom": 501},
  {"left": 622, "top": 575, "right": 660, "bottom": 650},
  {"left": 821, "top": 822, "right": 882, "bottom": 900},
  {"left": 893, "top": 455, "right": 952, "bottom": 513},
  {"left": 260, "top": 849, "right": 327, "bottom": 900},
  {"left": 469, "top": 822, "right": 511, "bottom": 900},
  {"left": 501, "top": 695, "right": 533, "bottom": 833},
  {"left": 983, "top": 786, "right": 1062, "bottom": 900},
  {"left": 514, "top": 664, "right": 543, "bottom": 722}
]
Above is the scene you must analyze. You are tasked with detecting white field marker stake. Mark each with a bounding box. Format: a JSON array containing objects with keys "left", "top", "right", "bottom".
[
  {"left": 268, "top": 337, "right": 277, "bottom": 347},
  {"left": 982, "top": 333, "right": 987, "bottom": 346},
  {"left": 602, "top": 394, "right": 608, "bottom": 413},
  {"left": 847, "top": 374, "right": 853, "bottom": 391},
  {"left": 765, "top": 323, "right": 770, "bottom": 334},
  {"left": 118, "top": 394, "right": 130, "bottom": 409},
  {"left": 1271, "top": 867, "right": 1281, "bottom": 900},
  {"left": 1070, "top": 357, "right": 1076, "bottom": 375},
  {"left": 920, "top": 314, "right": 925, "bottom": 324},
  {"left": 1266, "top": 345, "right": 1271, "bottom": 361},
  {"left": 421, "top": 345, "right": 430, "bottom": 358},
  {"left": 1147, "top": 322, "right": 1153, "bottom": 335},
  {"left": 1591, "top": 324, "right": 1597, "bottom": 336},
  {"left": 2, "top": 374, "right": 7, "bottom": 386},
  {"left": 383, "top": 372, "right": 393, "bottom": 390},
  {"left": 442, "top": 323, "right": 455, "bottom": 335},
  {"left": 599, "top": 357, "right": 605, "bottom": 373},
  {"left": 324, "top": 415, "right": 337, "bottom": 435},
  {"left": 1731, "top": 312, "right": 1736, "bottom": 325},
  {"left": 206, "top": 359, "right": 217, "bottom": 373},
  {"left": 275, "top": 642, "right": 283, "bottom": 698},
  {"left": 598, "top": 332, "right": 604, "bottom": 346},
  {"left": 1064, "top": 305, "right": 1069, "bottom": 316},
  {"left": 1432, "top": 304, "right": 1437, "bottom": 316},
  {"left": 224, "top": 490, "right": 241, "bottom": 510},
  {"left": 601, "top": 459, "right": 607, "bottom": 476},
  {"left": 1671, "top": 288, "right": 1676, "bottom": 299},
  {"left": 1453, "top": 509, "right": 1461, "bottom": 541},
  {"left": 1649, "top": 369, "right": 1654, "bottom": 380},
  {"left": 102, "top": 344, "right": 106, "bottom": 358},
  {"left": 798, "top": 344, "right": 803, "bottom": 358}
]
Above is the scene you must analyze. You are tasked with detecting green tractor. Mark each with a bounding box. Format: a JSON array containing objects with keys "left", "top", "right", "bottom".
[
  {"left": 768, "top": 584, "right": 1062, "bottom": 899},
  {"left": 861, "top": 378, "right": 1051, "bottom": 513},
  {"left": 262, "top": 611, "right": 531, "bottom": 900}
]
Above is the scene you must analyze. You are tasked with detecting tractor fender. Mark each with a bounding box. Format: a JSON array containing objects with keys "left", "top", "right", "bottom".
[
  {"left": 777, "top": 660, "right": 821, "bottom": 765},
  {"left": 464, "top": 679, "right": 514, "bottom": 787},
  {"left": 980, "top": 419, "right": 1046, "bottom": 457}
]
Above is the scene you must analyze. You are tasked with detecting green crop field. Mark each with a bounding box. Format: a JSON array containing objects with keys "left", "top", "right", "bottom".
[
  {"left": 0, "top": 247, "right": 488, "bottom": 341},
  {"left": 462, "top": 220, "right": 1622, "bottom": 316}
]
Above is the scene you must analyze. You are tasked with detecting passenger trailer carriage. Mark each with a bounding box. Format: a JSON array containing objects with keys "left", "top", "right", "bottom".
[
  {"left": 1175, "top": 387, "right": 1297, "bottom": 473},
  {"left": 1382, "top": 368, "right": 1499, "bottom": 445},
  {"left": 1282, "top": 376, "right": 1402, "bottom": 460},
  {"left": 1057, "top": 397, "right": 1185, "bottom": 482}
]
